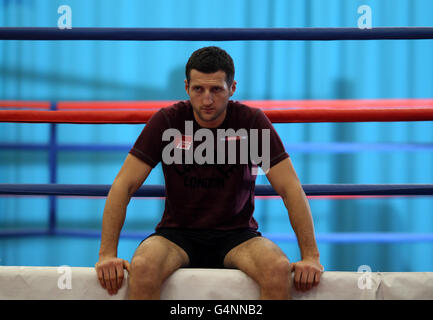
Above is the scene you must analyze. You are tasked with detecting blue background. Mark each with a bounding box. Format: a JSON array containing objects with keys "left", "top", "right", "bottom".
[{"left": 1, "top": 0, "right": 433, "bottom": 272}]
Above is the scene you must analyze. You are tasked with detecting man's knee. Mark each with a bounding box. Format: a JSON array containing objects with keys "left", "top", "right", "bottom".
[
  {"left": 129, "top": 255, "right": 162, "bottom": 288},
  {"left": 259, "top": 257, "right": 291, "bottom": 289},
  {"left": 129, "top": 236, "right": 188, "bottom": 286},
  {"left": 130, "top": 255, "right": 157, "bottom": 274}
]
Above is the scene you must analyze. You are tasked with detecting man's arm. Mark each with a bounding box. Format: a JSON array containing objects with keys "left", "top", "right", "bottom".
[
  {"left": 265, "top": 157, "right": 323, "bottom": 291},
  {"left": 95, "top": 153, "right": 153, "bottom": 295}
]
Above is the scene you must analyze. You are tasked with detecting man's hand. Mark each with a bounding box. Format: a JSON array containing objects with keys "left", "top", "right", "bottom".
[
  {"left": 290, "top": 258, "right": 324, "bottom": 291},
  {"left": 95, "top": 257, "right": 131, "bottom": 295}
]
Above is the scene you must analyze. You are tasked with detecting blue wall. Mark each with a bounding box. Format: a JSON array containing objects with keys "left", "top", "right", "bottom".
[{"left": 1, "top": 0, "right": 433, "bottom": 272}]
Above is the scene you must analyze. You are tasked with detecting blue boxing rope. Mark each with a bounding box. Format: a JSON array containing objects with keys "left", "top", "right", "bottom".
[
  {"left": 0, "top": 183, "right": 433, "bottom": 196},
  {"left": 1, "top": 183, "right": 433, "bottom": 243},
  {"left": 2, "top": 142, "right": 433, "bottom": 153},
  {"left": 1, "top": 228, "right": 433, "bottom": 243},
  {"left": 0, "top": 27, "right": 433, "bottom": 41},
  {"left": 264, "top": 232, "right": 433, "bottom": 243}
]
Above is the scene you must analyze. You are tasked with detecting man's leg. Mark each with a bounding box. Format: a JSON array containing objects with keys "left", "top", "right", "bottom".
[
  {"left": 128, "top": 235, "right": 189, "bottom": 299},
  {"left": 223, "top": 236, "right": 292, "bottom": 299}
]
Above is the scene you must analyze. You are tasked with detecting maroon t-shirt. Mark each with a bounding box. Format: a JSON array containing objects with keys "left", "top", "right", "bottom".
[{"left": 129, "top": 100, "right": 289, "bottom": 231}]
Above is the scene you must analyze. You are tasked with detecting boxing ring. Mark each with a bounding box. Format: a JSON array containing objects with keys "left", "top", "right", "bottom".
[{"left": 1, "top": 27, "right": 433, "bottom": 300}]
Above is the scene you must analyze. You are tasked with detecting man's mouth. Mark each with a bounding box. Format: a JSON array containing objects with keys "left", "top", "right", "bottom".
[{"left": 202, "top": 107, "right": 214, "bottom": 113}]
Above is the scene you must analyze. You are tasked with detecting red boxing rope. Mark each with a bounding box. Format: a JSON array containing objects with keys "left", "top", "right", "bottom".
[
  {"left": 2, "top": 98, "right": 433, "bottom": 110},
  {"left": 1, "top": 108, "right": 433, "bottom": 124},
  {"left": 58, "top": 101, "right": 174, "bottom": 110},
  {"left": 1, "top": 99, "right": 433, "bottom": 123},
  {"left": 0, "top": 101, "right": 52, "bottom": 109}
]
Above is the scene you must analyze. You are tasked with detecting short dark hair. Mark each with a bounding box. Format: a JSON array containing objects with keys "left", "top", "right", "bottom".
[{"left": 185, "top": 46, "right": 235, "bottom": 86}]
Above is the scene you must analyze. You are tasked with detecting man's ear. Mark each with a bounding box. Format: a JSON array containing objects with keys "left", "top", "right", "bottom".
[
  {"left": 229, "top": 80, "right": 237, "bottom": 97},
  {"left": 184, "top": 79, "right": 189, "bottom": 94}
]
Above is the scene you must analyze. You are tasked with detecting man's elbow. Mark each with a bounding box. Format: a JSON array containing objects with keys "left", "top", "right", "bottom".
[
  {"left": 279, "top": 179, "right": 306, "bottom": 203},
  {"left": 110, "top": 178, "right": 139, "bottom": 200}
]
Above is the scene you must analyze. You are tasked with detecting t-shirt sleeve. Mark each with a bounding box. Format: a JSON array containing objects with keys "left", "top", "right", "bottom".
[
  {"left": 129, "top": 109, "right": 169, "bottom": 168},
  {"left": 251, "top": 108, "right": 289, "bottom": 170}
]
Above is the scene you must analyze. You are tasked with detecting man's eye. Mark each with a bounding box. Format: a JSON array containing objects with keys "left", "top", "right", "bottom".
[{"left": 212, "top": 87, "right": 222, "bottom": 92}]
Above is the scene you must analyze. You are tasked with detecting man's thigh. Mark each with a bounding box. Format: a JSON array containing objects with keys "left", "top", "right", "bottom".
[
  {"left": 223, "top": 236, "right": 289, "bottom": 280},
  {"left": 131, "top": 235, "right": 190, "bottom": 279}
]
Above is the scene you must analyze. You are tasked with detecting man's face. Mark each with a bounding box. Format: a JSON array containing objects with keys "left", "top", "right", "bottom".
[{"left": 185, "top": 69, "right": 236, "bottom": 128}]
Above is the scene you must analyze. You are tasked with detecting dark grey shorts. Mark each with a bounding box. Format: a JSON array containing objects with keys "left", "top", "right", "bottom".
[{"left": 143, "top": 227, "right": 261, "bottom": 268}]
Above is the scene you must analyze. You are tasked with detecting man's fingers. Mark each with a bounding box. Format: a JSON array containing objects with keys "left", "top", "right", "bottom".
[
  {"left": 291, "top": 263, "right": 299, "bottom": 290},
  {"left": 294, "top": 267, "right": 312, "bottom": 291},
  {"left": 123, "top": 260, "right": 131, "bottom": 272},
  {"left": 104, "top": 267, "right": 114, "bottom": 294},
  {"left": 299, "top": 271, "right": 307, "bottom": 291},
  {"left": 116, "top": 263, "right": 124, "bottom": 289},
  {"left": 293, "top": 267, "right": 302, "bottom": 291},
  {"left": 108, "top": 266, "right": 117, "bottom": 294},
  {"left": 305, "top": 270, "right": 315, "bottom": 290},
  {"left": 313, "top": 270, "right": 321, "bottom": 286},
  {"left": 95, "top": 258, "right": 131, "bottom": 295},
  {"left": 291, "top": 261, "right": 323, "bottom": 291},
  {"left": 95, "top": 264, "right": 106, "bottom": 289}
]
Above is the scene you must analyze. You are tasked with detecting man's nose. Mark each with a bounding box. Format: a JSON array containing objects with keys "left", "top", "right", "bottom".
[{"left": 202, "top": 90, "right": 214, "bottom": 105}]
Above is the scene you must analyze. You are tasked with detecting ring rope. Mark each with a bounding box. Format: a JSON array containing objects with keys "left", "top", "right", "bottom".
[
  {"left": 2, "top": 98, "right": 433, "bottom": 110},
  {"left": 1, "top": 184, "right": 432, "bottom": 197},
  {"left": 2, "top": 107, "right": 433, "bottom": 123},
  {"left": 2, "top": 27, "right": 433, "bottom": 246},
  {"left": 2, "top": 142, "right": 433, "bottom": 153},
  {"left": 1, "top": 27, "right": 433, "bottom": 41},
  {"left": 1, "top": 228, "right": 433, "bottom": 243}
]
